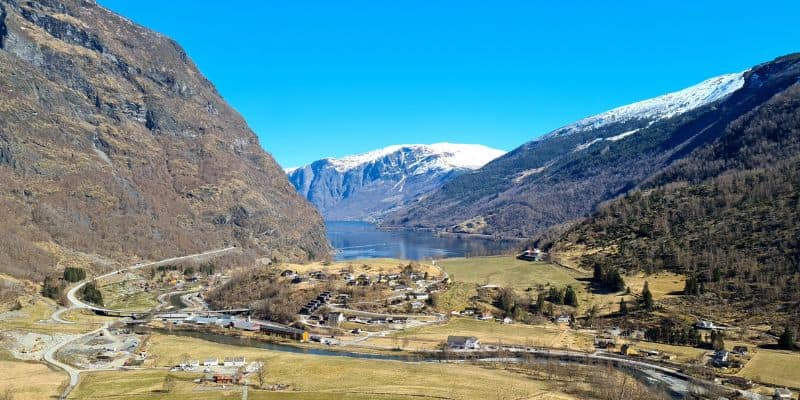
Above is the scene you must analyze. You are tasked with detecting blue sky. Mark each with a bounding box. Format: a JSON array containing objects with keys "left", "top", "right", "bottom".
[{"left": 100, "top": 1, "right": 800, "bottom": 168}]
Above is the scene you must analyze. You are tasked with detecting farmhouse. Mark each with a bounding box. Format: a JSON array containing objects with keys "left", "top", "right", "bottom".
[{"left": 447, "top": 335, "right": 481, "bottom": 350}]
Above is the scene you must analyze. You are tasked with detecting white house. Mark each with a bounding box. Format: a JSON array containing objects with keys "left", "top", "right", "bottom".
[
  {"left": 447, "top": 335, "right": 481, "bottom": 350},
  {"left": 223, "top": 356, "right": 246, "bottom": 367},
  {"left": 774, "top": 388, "right": 792, "bottom": 400},
  {"left": 203, "top": 358, "right": 219, "bottom": 367}
]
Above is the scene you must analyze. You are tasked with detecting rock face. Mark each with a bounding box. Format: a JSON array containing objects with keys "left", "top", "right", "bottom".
[
  {"left": 388, "top": 55, "right": 800, "bottom": 238},
  {"left": 0, "top": 0, "right": 329, "bottom": 279},
  {"left": 287, "top": 143, "right": 504, "bottom": 221}
]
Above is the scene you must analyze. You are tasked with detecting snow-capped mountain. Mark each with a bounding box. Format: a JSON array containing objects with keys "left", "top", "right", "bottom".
[
  {"left": 387, "top": 61, "right": 793, "bottom": 238},
  {"left": 287, "top": 143, "right": 505, "bottom": 221},
  {"left": 546, "top": 72, "right": 745, "bottom": 139}
]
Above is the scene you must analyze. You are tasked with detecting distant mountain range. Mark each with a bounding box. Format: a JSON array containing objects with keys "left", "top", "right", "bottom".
[
  {"left": 287, "top": 143, "right": 505, "bottom": 221},
  {"left": 386, "top": 60, "right": 786, "bottom": 237}
]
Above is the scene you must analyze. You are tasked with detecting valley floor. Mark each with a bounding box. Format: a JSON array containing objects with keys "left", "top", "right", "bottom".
[{"left": 1, "top": 254, "right": 799, "bottom": 399}]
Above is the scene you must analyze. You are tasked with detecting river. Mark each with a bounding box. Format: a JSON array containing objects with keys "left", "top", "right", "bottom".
[{"left": 327, "top": 221, "right": 520, "bottom": 261}]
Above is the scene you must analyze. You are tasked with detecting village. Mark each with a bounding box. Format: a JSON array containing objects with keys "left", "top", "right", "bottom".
[{"left": 1, "top": 250, "right": 798, "bottom": 400}]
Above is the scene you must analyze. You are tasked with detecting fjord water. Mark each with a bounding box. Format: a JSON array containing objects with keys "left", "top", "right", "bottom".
[{"left": 327, "top": 221, "right": 519, "bottom": 260}]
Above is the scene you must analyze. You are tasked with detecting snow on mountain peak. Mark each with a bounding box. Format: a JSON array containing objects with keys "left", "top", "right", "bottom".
[
  {"left": 323, "top": 143, "right": 505, "bottom": 173},
  {"left": 546, "top": 71, "right": 746, "bottom": 139}
]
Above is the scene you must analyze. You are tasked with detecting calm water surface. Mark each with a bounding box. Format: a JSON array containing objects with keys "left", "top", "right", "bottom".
[{"left": 327, "top": 221, "right": 519, "bottom": 261}]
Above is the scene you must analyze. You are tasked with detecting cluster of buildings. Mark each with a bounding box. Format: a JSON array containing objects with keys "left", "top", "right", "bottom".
[{"left": 157, "top": 313, "right": 309, "bottom": 341}]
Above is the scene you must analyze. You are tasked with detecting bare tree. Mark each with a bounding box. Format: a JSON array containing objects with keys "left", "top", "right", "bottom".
[{"left": 255, "top": 361, "right": 267, "bottom": 388}]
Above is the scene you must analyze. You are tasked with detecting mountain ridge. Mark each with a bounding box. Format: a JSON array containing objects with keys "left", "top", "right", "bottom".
[
  {"left": 287, "top": 143, "right": 504, "bottom": 221},
  {"left": 385, "top": 59, "right": 791, "bottom": 238}
]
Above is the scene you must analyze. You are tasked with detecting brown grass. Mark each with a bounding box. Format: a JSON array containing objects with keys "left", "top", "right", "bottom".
[{"left": 0, "top": 360, "right": 67, "bottom": 400}]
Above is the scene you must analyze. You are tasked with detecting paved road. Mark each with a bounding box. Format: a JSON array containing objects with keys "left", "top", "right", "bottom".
[
  {"left": 42, "top": 247, "right": 236, "bottom": 399},
  {"left": 66, "top": 247, "right": 236, "bottom": 313}
]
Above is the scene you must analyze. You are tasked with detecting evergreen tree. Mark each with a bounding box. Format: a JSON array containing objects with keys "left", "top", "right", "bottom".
[
  {"left": 642, "top": 281, "right": 654, "bottom": 311},
  {"left": 80, "top": 282, "right": 104, "bottom": 306},
  {"left": 712, "top": 266, "right": 722, "bottom": 282},
  {"left": 619, "top": 298, "right": 628, "bottom": 315},
  {"left": 593, "top": 264, "right": 603, "bottom": 282},
  {"left": 63, "top": 267, "right": 86, "bottom": 283},
  {"left": 564, "top": 286, "right": 578, "bottom": 307},
  {"left": 778, "top": 326, "right": 796, "bottom": 350},
  {"left": 609, "top": 270, "right": 626, "bottom": 292}
]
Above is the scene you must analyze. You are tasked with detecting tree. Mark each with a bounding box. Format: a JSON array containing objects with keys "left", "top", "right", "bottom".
[
  {"left": 641, "top": 281, "right": 654, "bottom": 311},
  {"left": 608, "top": 270, "right": 626, "bottom": 292},
  {"left": 63, "top": 267, "right": 86, "bottom": 283},
  {"left": 499, "top": 287, "right": 516, "bottom": 313},
  {"left": 778, "top": 326, "right": 796, "bottom": 350},
  {"left": 80, "top": 282, "right": 104, "bottom": 306},
  {"left": 536, "top": 292, "right": 545, "bottom": 315},
  {"left": 41, "top": 276, "right": 63, "bottom": 300},
  {"left": 547, "top": 286, "right": 564, "bottom": 304},
  {"left": 587, "top": 304, "right": 599, "bottom": 327},
  {"left": 564, "top": 286, "right": 578, "bottom": 307},
  {"left": 255, "top": 360, "right": 267, "bottom": 388},
  {"left": 711, "top": 330, "right": 725, "bottom": 351},
  {"left": 619, "top": 298, "right": 628, "bottom": 315}
]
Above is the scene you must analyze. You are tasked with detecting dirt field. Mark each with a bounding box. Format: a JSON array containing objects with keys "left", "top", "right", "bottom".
[
  {"left": 738, "top": 348, "right": 800, "bottom": 388},
  {"left": 0, "top": 360, "right": 66, "bottom": 400},
  {"left": 438, "top": 256, "right": 579, "bottom": 290},
  {"left": 385, "top": 317, "right": 594, "bottom": 351},
  {"left": 279, "top": 258, "right": 443, "bottom": 280},
  {"left": 83, "top": 333, "right": 579, "bottom": 400},
  {"left": 436, "top": 256, "right": 685, "bottom": 316}
]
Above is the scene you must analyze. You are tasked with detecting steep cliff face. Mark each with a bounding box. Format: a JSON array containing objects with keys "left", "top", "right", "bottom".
[
  {"left": 287, "top": 143, "right": 504, "bottom": 221},
  {"left": 0, "top": 0, "right": 329, "bottom": 278}
]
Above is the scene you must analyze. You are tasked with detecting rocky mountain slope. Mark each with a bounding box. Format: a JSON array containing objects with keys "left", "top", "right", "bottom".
[
  {"left": 0, "top": 0, "right": 329, "bottom": 279},
  {"left": 387, "top": 57, "right": 795, "bottom": 238},
  {"left": 287, "top": 143, "right": 504, "bottom": 221},
  {"left": 549, "top": 54, "right": 800, "bottom": 323}
]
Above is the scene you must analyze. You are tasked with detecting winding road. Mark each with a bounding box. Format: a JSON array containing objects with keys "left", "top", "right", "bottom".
[{"left": 43, "top": 247, "right": 237, "bottom": 399}]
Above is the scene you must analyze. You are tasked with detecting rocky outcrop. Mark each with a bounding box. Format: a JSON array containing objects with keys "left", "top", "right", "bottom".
[{"left": 0, "top": 0, "right": 329, "bottom": 278}]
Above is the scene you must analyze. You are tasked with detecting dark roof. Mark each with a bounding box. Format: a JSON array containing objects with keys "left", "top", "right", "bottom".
[{"left": 447, "top": 335, "right": 478, "bottom": 344}]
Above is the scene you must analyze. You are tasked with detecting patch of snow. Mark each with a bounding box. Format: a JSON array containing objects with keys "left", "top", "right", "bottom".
[
  {"left": 309, "top": 143, "right": 506, "bottom": 174},
  {"left": 573, "top": 138, "right": 605, "bottom": 152},
  {"left": 573, "top": 129, "right": 642, "bottom": 152},
  {"left": 606, "top": 129, "right": 640, "bottom": 141},
  {"left": 544, "top": 71, "right": 746, "bottom": 140},
  {"left": 513, "top": 166, "right": 547, "bottom": 183}
]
